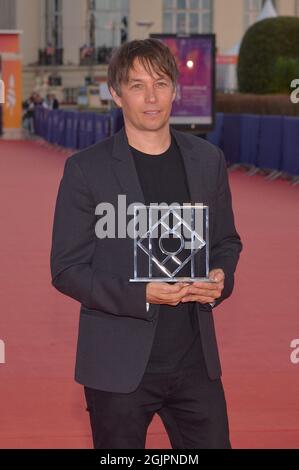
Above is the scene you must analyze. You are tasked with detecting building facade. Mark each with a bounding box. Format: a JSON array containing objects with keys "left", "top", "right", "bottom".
[{"left": 0, "top": 0, "right": 298, "bottom": 102}]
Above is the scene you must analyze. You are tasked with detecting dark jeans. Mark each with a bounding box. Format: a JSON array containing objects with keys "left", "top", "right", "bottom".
[{"left": 84, "top": 360, "right": 231, "bottom": 449}]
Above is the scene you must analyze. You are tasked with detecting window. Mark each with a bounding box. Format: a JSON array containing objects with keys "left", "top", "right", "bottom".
[
  {"left": 0, "top": 0, "right": 16, "bottom": 29},
  {"left": 244, "top": 0, "right": 276, "bottom": 29},
  {"left": 93, "top": 0, "right": 129, "bottom": 48},
  {"left": 45, "top": 0, "right": 63, "bottom": 49},
  {"left": 163, "top": 0, "right": 212, "bottom": 34}
]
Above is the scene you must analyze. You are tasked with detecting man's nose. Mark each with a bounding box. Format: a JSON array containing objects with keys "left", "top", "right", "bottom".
[{"left": 144, "top": 87, "right": 158, "bottom": 102}]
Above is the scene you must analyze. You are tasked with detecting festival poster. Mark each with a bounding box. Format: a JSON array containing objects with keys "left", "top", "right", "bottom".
[{"left": 152, "top": 35, "right": 214, "bottom": 128}]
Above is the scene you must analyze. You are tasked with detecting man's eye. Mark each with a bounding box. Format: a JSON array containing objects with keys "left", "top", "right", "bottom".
[
  {"left": 157, "top": 82, "right": 167, "bottom": 87},
  {"left": 132, "top": 84, "right": 142, "bottom": 89}
]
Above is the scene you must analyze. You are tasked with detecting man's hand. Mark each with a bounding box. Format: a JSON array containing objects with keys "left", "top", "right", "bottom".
[
  {"left": 181, "top": 269, "right": 225, "bottom": 305},
  {"left": 146, "top": 282, "right": 190, "bottom": 307}
]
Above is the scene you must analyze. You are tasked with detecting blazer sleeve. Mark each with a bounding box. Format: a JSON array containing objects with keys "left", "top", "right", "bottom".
[
  {"left": 209, "top": 148, "right": 243, "bottom": 308},
  {"left": 50, "top": 157, "right": 151, "bottom": 321}
]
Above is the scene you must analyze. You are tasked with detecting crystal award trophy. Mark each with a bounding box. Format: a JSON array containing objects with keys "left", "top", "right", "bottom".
[{"left": 130, "top": 204, "right": 212, "bottom": 283}]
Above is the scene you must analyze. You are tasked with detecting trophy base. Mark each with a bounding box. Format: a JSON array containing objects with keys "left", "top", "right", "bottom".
[{"left": 129, "top": 277, "right": 216, "bottom": 283}]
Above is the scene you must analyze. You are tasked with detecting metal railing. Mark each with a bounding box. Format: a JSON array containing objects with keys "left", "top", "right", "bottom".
[
  {"left": 38, "top": 48, "right": 64, "bottom": 66},
  {"left": 79, "top": 46, "right": 113, "bottom": 66}
]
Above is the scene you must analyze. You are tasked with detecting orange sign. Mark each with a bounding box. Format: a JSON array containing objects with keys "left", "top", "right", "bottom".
[
  {"left": 2, "top": 59, "right": 22, "bottom": 129},
  {"left": 0, "top": 31, "right": 23, "bottom": 133}
]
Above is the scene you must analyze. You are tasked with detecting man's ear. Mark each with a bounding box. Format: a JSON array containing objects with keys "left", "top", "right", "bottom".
[{"left": 109, "top": 87, "right": 122, "bottom": 108}]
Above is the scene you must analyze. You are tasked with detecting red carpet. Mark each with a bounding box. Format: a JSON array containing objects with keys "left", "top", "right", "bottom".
[{"left": 0, "top": 139, "right": 298, "bottom": 448}]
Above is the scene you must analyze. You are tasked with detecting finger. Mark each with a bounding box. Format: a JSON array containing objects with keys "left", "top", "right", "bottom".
[
  {"left": 154, "top": 283, "right": 180, "bottom": 295},
  {"left": 155, "top": 285, "right": 190, "bottom": 302},
  {"left": 170, "top": 286, "right": 190, "bottom": 303},
  {"left": 181, "top": 295, "right": 216, "bottom": 303},
  {"left": 185, "top": 286, "right": 221, "bottom": 297},
  {"left": 209, "top": 269, "right": 225, "bottom": 282},
  {"left": 193, "top": 279, "right": 224, "bottom": 290},
  {"left": 191, "top": 281, "right": 222, "bottom": 290},
  {"left": 187, "top": 286, "right": 222, "bottom": 297},
  {"left": 161, "top": 282, "right": 189, "bottom": 294}
]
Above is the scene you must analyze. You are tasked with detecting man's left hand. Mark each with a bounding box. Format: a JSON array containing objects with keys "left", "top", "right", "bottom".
[{"left": 181, "top": 269, "right": 225, "bottom": 304}]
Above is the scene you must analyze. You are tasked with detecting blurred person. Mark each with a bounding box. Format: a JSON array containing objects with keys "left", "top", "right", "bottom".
[
  {"left": 51, "top": 94, "right": 59, "bottom": 110},
  {"left": 43, "top": 93, "right": 59, "bottom": 110},
  {"left": 22, "top": 94, "right": 35, "bottom": 134},
  {"left": 23, "top": 93, "right": 44, "bottom": 134}
]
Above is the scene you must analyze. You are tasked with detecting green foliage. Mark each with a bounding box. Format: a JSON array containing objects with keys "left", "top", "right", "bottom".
[
  {"left": 238, "top": 17, "right": 299, "bottom": 94},
  {"left": 271, "top": 57, "right": 299, "bottom": 93}
]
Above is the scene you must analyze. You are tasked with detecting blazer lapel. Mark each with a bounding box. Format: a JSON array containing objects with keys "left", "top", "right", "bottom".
[
  {"left": 111, "top": 126, "right": 145, "bottom": 206},
  {"left": 170, "top": 126, "right": 207, "bottom": 204},
  {"left": 170, "top": 127, "right": 210, "bottom": 282}
]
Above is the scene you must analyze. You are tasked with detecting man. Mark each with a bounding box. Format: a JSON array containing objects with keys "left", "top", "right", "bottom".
[
  {"left": 50, "top": 38, "right": 242, "bottom": 449},
  {"left": 43, "top": 93, "right": 59, "bottom": 110}
]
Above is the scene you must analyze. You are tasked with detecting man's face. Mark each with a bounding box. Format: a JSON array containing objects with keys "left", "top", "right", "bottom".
[{"left": 110, "top": 58, "right": 176, "bottom": 133}]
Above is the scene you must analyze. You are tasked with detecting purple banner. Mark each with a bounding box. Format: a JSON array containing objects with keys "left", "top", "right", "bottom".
[{"left": 157, "top": 36, "right": 214, "bottom": 126}]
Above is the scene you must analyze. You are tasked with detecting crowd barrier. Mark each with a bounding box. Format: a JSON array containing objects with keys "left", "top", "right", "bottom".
[
  {"left": 34, "top": 107, "right": 123, "bottom": 150},
  {"left": 207, "top": 113, "right": 299, "bottom": 176},
  {"left": 34, "top": 108, "right": 298, "bottom": 177}
]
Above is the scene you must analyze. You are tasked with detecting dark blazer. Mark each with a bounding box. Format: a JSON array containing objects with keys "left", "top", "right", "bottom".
[{"left": 50, "top": 126, "right": 242, "bottom": 393}]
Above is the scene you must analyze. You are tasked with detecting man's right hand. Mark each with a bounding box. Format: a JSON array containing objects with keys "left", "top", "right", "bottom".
[{"left": 146, "top": 282, "right": 190, "bottom": 307}]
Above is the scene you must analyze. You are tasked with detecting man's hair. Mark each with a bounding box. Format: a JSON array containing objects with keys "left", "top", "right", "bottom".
[{"left": 107, "top": 38, "right": 179, "bottom": 96}]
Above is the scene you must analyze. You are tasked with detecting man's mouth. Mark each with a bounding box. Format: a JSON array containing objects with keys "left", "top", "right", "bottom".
[{"left": 143, "top": 110, "right": 161, "bottom": 115}]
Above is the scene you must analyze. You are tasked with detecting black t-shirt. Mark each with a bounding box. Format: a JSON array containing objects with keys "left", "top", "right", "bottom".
[{"left": 130, "top": 136, "right": 206, "bottom": 374}]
